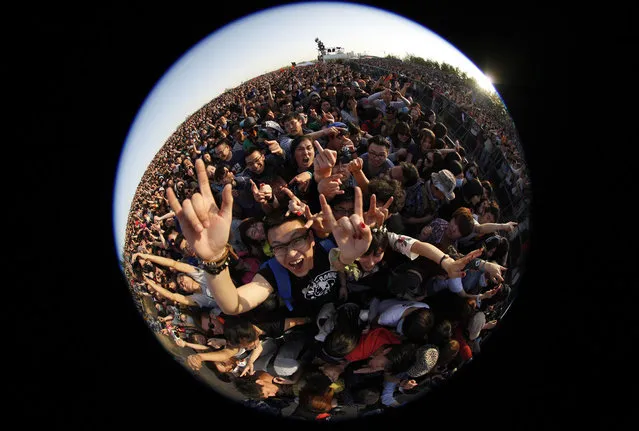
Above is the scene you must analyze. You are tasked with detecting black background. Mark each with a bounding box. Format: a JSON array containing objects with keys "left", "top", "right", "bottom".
[{"left": 17, "top": 1, "right": 629, "bottom": 428}]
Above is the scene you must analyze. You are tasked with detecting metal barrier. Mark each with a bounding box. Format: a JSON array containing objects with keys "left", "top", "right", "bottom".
[{"left": 346, "top": 60, "right": 530, "bottom": 289}]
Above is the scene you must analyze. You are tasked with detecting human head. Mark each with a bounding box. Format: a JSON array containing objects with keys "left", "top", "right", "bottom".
[
  {"left": 479, "top": 200, "right": 500, "bottom": 224},
  {"left": 214, "top": 138, "right": 232, "bottom": 161},
  {"left": 463, "top": 161, "right": 479, "bottom": 182},
  {"left": 446, "top": 159, "right": 464, "bottom": 180},
  {"left": 357, "top": 228, "right": 389, "bottom": 272},
  {"left": 430, "top": 169, "right": 457, "bottom": 201},
  {"left": 238, "top": 217, "right": 266, "bottom": 255},
  {"left": 366, "top": 177, "right": 405, "bottom": 213},
  {"left": 263, "top": 210, "right": 315, "bottom": 277},
  {"left": 213, "top": 164, "right": 233, "bottom": 185},
  {"left": 419, "top": 128, "right": 436, "bottom": 150},
  {"left": 234, "top": 373, "right": 278, "bottom": 399},
  {"left": 331, "top": 187, "right": 355, "bottom": 219},
  {"left": 389, "top": 161, "right": 419, "bottom": 187},
  {"left": 366, "top": 135, "right": 390, "bottom": 168},
  {"left": 446, "top": 207, "right": 475, "bottom": 240},
  {"left": 282, "top": 112, "right": 304, "bottom": 136},
  {"left": 394, "top": 121, "right": 412, "bottom": 144},
  {"left": 244, "top": 148, "right": 265, "bottom": 174},
  {"left": 483, "top": 235, "right": 509, "bottom": 266},
  {"left": 462, "top": 178, "right": 484, "bottom": 206},
  {"left": 322, "top": 303, "right": 362, "bottom": 358},
  {"left": 297, "top": 373, "right": 335, "bottom": 413},
  {"left": 368, "top": 343, "right": 418, "bottom": 374},
  {"left": 290, "top": 135, "right": 315, "bottom": 171},
  {"left": 432, "top": 122, "right": 448, "bottom": 140},
  {"left": 223, "top": 317, "right": 260, "bottom": 350},
  {"left": 426, "top": 109, "right": 436, "bottom": 124},
  {"left": 402, "top": 308, "right": 435, "bottom": 344},
  {"left": 176, "top": 273, "right": 199, "bottom": 294}
]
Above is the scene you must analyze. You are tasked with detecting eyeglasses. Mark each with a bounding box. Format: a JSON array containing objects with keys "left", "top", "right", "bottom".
[
  {"left": 271, "top": 230, "right": 311, "bottom": 257},
  {"left": 368, "top": 151, "right": 387, "bottom": 159}
]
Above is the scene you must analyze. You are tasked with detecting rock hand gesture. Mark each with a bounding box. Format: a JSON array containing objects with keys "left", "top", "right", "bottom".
[{"left": 166, "top": 158, "right": 233, "bottom": 261}]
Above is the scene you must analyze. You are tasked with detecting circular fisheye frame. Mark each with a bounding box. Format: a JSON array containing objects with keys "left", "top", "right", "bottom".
[{"left": 113, "top": 2, "right": 530, "bottom": 422}]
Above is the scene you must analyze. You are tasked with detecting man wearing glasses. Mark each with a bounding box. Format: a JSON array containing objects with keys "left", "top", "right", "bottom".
[
  {"left": 360, "top": 135, "right": 395, "bottom": 180},
  {"left": 165, "top": 160, "right": 482, "bottom": 345}
]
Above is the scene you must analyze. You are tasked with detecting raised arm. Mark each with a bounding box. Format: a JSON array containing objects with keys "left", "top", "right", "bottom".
[
  {"left": 313, "top": 139, "right": 338, "bottom": 182},
  {"left": 475, "top": 221, "right": 518, "bottom": 235},
  {"left": 132, "top": 252, "right": 196, "bottom": 274},
  {"left": 143, "top": 276, "right": 198, "bottom": 307},
  {"left": 409, "top": 241, "right": 483, "bottom": 279},
  {"left": 166, "top": 159, "right": 274, "bottom": 315},
  {"left": 154, "top": 211, "right": 176, "bottom": 222},
  {"left": 347, "top": 157, "right": 369, "bottom": 196},
  {"left": 321, "top": 186, "right": 372, "bottom": 265},
  {"left": 186, "top": 347, "right": 241, "bottom": 371}
]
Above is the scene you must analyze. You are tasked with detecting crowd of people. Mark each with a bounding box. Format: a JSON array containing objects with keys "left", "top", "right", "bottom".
[{"left": 122, "top": 57, "right": 527, "bottom": 420}]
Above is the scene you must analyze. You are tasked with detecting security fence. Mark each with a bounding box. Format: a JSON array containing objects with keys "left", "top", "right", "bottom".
[{"left": 346, "top": 60, "right": 531, "bottom": 292}]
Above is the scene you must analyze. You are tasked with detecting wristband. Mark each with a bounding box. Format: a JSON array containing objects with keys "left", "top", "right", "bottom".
[
  {"left": 201, "top": 244, "right": 232, "bottom": 275},
  {"left": 439, "top": 254, "right": 449, "bottom": 268}
]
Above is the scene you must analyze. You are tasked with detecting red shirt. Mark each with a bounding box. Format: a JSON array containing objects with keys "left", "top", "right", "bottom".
[{"left": 344, "top": 327, "right": 401, "bottom": 362}]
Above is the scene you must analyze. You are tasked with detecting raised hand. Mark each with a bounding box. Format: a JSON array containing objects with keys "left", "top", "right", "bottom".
[
  {"left": 483, "top": 319, "right": 498, "bottom": 330},
  {"left": 400, "top": 379, "right": 418, "bottom": 391},
  {"left": 317, "top": 174, "right": 345, "bottom": 201},
  {"left": 320, "top": 186, "right": 372, "bottom": 263},
  {"left": 166, "top": 158, "right": 233, "bottom": 261},
  {"left": 347, "top": 157, "right": 364, "bottom": 174},
  {"left": 321, "top": 111, "right": 335, "bottom": 124},
  {"left": 288, "top": 171, "right": 312, "bottom": 194},
  {"left": 239, "top": 362, "right": 255, "bottom": 377},
  {"left": 281, "top": 187, "right": 307, "bottom": 217},
  {"left": 264, "top": 139, "right": 283, "bottom": 156},
  {"left": 441, "top": 249, "right": 484, "bottom": 279},
  {"left": 483, "top": 261, "right": 507, "bottom": 284},
  {"left": 313, "top": 140, "right": 337, "bottom": 181},
  {"left": 502, "top": 221, "right": 519, "bottom": 232},
  {"left": 363, "top": 194, "right": 393, "bottom": 228},
  {"left": 186, "top": 354, "right": 203, "bottom": 371}
]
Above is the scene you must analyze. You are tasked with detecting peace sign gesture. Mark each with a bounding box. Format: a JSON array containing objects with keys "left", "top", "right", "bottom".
[
  {"left": 166, "top": 158, "right": 233, "bottom": 261},
  {"left": 320, "top": 186, "right": 371, "bottom": 264},
  {"left": 363, "top": 194, "right": 394, "bottom": 229}
]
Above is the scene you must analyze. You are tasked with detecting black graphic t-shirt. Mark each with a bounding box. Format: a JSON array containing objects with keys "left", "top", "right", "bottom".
[{"left": 257, "top": 242, "right": 339, "bottom": 319}]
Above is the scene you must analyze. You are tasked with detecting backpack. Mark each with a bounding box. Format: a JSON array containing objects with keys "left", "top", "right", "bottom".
[{"left": 259, "top": 238, "right": 336, "bottom": 311}]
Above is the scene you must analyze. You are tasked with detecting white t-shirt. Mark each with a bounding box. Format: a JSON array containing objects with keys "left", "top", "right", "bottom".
[
  {"left": 186, "top": 267, "right": 222, "bottom": 314},
  {"left": 377, "top": 299, "right": 430, "bottom": 334},
  {"left": 386, "top": 232, "right": 419, "bottom": 260}
]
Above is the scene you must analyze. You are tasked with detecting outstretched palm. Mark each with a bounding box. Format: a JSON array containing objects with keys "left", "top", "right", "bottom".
[{"left": 166, "top": 158, "right": 233, "bottom": 261}]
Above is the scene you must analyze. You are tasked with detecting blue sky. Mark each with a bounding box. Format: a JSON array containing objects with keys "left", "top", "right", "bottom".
[{"left": 113, "top": 1, "right": 498, "bottom": 257}]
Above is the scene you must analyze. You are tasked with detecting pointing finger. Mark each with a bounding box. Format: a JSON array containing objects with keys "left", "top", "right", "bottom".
[{"left": 319, "top": 193, "right": 337, "bottom": 229}]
